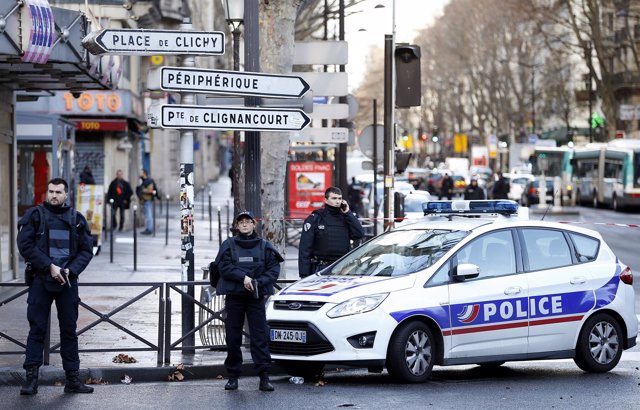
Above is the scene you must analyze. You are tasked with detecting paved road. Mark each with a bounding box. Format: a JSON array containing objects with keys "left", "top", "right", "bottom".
[{"left": 1, "top": 353, "right": 639, "bottom": 409}]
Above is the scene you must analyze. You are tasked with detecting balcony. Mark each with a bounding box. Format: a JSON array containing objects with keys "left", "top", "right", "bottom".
[{"left": 611, "top": 71, "right": 640, "bottom": 93}]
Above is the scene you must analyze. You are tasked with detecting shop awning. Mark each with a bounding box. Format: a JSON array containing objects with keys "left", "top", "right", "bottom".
[{"left": 0, "top": 1, "right": 111, "bottom": 92}]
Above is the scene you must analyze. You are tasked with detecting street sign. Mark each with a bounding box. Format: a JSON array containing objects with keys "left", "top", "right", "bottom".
[
  {"left": 148, "top": 104, "right": 310, "bottom": 132},
  {"left": 82, "top": 29, "right": 225, "bottom": 55},
  {"left": 291, "top": 127, "right": 348, "bottom": 143},
  {"left": 148, "top": 66, "right": 310, "bottom": 98},
  {"left": 297, "top": 72, "right": 348, "bottom": 97}
]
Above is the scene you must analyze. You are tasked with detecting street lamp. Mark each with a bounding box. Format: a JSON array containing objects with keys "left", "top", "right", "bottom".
[{"left": 221, "top": 0, "right": 244, "bottom": 213}]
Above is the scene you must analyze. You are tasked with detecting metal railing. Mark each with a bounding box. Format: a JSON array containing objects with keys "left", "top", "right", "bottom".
[{"left": 0, "top": 278, "right": 296, "bottom": 366}]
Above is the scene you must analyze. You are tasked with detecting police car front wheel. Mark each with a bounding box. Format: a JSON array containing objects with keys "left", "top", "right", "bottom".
[
  {"left": 386, "top": 322, "right": 435, "bottom": 383},
  {"left": 574, "top": 313, "right": 623, "bottom": 373}
]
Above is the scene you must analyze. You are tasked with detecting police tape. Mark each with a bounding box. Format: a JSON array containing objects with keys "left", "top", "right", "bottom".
[{"left": 558, "top": 221, "right": 639, "bottom": 228}]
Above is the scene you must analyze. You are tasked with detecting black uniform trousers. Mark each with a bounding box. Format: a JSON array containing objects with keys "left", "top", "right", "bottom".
[
  {"left": 24, "top": 276, "right": 80, "bottom": 370},
  {"left": 224, "top": 294, "right": 271, "bottom": 377}
]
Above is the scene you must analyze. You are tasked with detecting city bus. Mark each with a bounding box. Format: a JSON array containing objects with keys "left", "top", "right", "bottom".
[
  {"left": 572, "top": 140, "right": 640, "bottom": 211},
  {"left": 529, "top": 146, "right": 574, "bottom": 204}
]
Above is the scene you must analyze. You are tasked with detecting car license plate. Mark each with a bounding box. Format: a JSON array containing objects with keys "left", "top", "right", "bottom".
[{"left": 270, "top": 329, "right": 307, "bottom": 343}]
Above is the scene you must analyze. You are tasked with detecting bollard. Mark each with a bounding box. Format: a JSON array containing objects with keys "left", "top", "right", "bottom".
[
  {"left": 159, "top": 191, "right": 163, "bottom": 214},
  {"left": 109, "top": 199, "right": 114, "bottom": 263},
  {"left": 152, "top": 190, "right": 157, "bottom": 237},
  {"left": 201, "top": 185, "right": 205, "bottom": 219},
  {"left": 226, "top": 200, "right": 230, "bottom": 238},
  {"left": 217, "top": 206, "right": 222, "bottom": 245},
  {"left": 165, "top": 194, "right": 170, "bottom": 246},
  {"left": 209, "top": 191, "right": 213, "bottom": 241},
  {"left": 133, "top": 205, "right": 138, "bottom": 271}
]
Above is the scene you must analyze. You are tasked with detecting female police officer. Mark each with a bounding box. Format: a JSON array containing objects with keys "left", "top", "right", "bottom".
[{"left": 213, "top": 211, "right": 283, "bottom": 391}]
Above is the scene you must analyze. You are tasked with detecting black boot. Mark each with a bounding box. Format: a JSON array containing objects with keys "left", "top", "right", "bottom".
[
  {"left": 20, "top": 366, "right": 39, "bottom": 395},
  {"left": 259, "top": 373, "right": 274, "bottom": 392},
  {"left": 64, "top": 370, "right": 94, "bottom": 393},
  {"left": 224, "top": 377, "right": 238, "bottom": 390}
]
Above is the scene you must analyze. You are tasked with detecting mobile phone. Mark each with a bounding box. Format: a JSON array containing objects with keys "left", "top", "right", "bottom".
[{"left": 340, "top": 201, "right": 347, "bottom": 211}]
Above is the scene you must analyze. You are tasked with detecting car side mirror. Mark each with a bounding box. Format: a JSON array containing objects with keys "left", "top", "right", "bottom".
[{"left": 453, "top": 263, "right": 480, "bottom": 281}]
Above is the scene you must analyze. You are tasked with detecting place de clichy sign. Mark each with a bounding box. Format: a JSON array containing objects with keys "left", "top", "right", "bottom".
[
  {"left": 82, "top": 28, "right": 225, "bottom": 55},
  {"left": 148, "top": 105, "right": 311, "bottom": 132}
]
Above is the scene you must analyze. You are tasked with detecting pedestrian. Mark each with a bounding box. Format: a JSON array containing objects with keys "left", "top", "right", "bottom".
[
  {"left": 347, "top": 177, "right": 363, "bottom": 216},
  {"left": 439, "top": 173, "right": 454, "bottom": 200},
  {"left": 79, "top": 165, "right": 95, "bottom": 184},
  {"left": 136, "top": 169, "right": 157, "bottom": 235},
  {"left": 464, "top": 178, "right": 486, "bottom": 200},
  {"left": 16, "top": 177, "right": 95, "bottom": 395},
  {"left": 212, "top": 211, "right": 284, "bottom": 392},
  {"left": 298, "top": 186, "right": 365, "bottom": 278},
  {"left": 106, "top": 169, "right": 133, "bottom": 231},
  {"left": 491, "top": 171, "right": 510, "bottom": 199}
]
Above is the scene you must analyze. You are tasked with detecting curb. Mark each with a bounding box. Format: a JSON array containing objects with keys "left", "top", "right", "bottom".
[{"left": 0, "top": 363, "right": 285, "bottom": 387}]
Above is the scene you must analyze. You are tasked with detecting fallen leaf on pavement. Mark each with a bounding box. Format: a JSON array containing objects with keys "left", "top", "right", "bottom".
[
  {"left": 112, "top": 353, "right": 137, "bottom": 363},
  {"left": 86, "top": 377, "right": 107, "bottom": 385}
]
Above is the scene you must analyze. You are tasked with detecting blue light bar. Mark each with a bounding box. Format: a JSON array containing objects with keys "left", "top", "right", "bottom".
[{"left": 423, "top": 200, "right": 519, "bottom": 215}]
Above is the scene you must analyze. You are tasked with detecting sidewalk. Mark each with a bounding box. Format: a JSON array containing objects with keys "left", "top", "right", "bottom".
[{"left": 0, "top": 175, "right": 299, "bottom": 386}]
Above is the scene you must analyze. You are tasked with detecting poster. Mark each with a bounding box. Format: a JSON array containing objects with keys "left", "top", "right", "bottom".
[
  {"left": 76, "top": 184, "right": 104, "bottom": 250},
  {"left": 287, "top": 161, "right": 333, "bottom": 219}
]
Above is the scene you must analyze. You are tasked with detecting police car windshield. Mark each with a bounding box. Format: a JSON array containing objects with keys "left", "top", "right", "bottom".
[{"left": 326, "top": 229, "right": 469, "bottom": 277}]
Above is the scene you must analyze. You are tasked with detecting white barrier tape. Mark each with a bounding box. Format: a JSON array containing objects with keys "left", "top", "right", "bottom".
[{"left": 558, "top": 221, "right": 639, "bottom": 228}]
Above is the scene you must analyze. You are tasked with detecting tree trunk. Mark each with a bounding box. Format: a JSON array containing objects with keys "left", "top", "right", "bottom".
[{"left": 259, "top": 0, "right": 301, "bottom": 278}]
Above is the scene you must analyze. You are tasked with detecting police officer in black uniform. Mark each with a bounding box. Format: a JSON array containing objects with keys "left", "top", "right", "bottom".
[
  {"left": 299, "top": 187, "right": 365, "bottom": 278},
  {"left": 213, "top": 211, "right": 283, "bottom": 392},
  {"left": 17, "top": 177, "right": 94, "bottom": 395}
]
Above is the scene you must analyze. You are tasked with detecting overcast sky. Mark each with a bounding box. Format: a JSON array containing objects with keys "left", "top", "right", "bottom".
[{"left": 345, "top": 0, "right": 449, "bottom": 90}]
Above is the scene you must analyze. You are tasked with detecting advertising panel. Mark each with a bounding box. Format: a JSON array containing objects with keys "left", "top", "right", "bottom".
[
  {"left": 76, "top": 184, "right": 104, "bottom": 252},
  {"left": 287, "top": 161, "right": 333, "bottom": 219}
]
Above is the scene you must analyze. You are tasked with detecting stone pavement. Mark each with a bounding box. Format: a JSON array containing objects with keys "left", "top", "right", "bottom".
[{"left": 0, "top": 175, "right": 301, "bottom": 386}]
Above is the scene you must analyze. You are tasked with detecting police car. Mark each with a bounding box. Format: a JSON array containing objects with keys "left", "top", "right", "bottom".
[{"left": 267, "top": 200, "right": 637, "bottom": 383}]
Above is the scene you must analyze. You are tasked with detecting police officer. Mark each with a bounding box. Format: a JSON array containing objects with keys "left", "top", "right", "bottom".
[
  {"left": 17, "top": 177, "right": 94, "bottom": 395},
  {"left": 299, "top": 187, "right": 365, "bottom": 278},
  {"left": 213, "top": 211, "right": 283, "bottom": 392},
  {"left": 463, "top": 179, "right": 486, "bottom": 200}
]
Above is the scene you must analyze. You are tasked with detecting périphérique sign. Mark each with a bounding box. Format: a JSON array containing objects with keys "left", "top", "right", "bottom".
[
  {"left": 148, "top": 66, "right": 310, "bottom": 98},
  {"left": 82, "top": 28, "right": 224, "bottom": 55},
  {"left": 147, "top": 104, "right": 311, "bottom": 132}
]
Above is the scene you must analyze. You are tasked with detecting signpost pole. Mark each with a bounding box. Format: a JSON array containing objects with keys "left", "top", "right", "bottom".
[
  {"left": 244, "top": 0, "right": 261, "bottom": 226},
  {"left": 178, "top": 18, "right": 196, "bottom": 355}
]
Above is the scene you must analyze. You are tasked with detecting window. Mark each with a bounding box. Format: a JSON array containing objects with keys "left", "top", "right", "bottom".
[
  {"left": 328, "top": 229, "right": 469, "bottom": 277},
  {"left": 521, "top": 229, "right": 572, "bottom": 271},
  {"left": 426, "top": 262, "right": 450, "bottom": 287},
  {"left": 569, "top": 233, "right": 599, "bottom": 262},
  {"left": 454, "top": 230, "right": 516, "bottom": 279}
]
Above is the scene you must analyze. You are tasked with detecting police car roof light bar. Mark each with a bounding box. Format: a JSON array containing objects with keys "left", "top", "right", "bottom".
[{"left": 423, "top": 200, "right": 519, "bottom": 215}]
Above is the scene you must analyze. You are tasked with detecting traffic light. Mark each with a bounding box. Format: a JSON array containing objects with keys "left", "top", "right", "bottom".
[
  {"left": 395, "top": 44, "right": 421, "bottom": 108},
  {"left": 395, "top": 150, "right": 412, "bottom": 174}
]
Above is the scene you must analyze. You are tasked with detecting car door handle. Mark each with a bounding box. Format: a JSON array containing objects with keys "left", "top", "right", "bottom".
[
  {"left": 570, "top": 276, "right": 586, "bottom": 285},
  {"left": 504, "top": 286, "right": 522, "bottom": 295}
]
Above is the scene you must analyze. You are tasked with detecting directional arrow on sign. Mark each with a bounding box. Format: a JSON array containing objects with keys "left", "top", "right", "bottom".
[
  {"left": 148, "top": 67, "right": 310, "bottom": 98},
  {"left": 82, "top": 29, "right": 225, "bottom": 55},
  {"left": 147, "top": 104, "right": 311, "bottom": 132}
]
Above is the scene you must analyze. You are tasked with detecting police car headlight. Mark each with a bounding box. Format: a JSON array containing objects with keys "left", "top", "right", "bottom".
[{"left": 326, "top": 294, "right": 388, "bottom": 318}]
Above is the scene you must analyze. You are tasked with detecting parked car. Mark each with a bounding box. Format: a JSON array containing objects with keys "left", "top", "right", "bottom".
[
  {"left": 520, "top": 178, "right": 554, "bottom": 206},
  {"left": 508, "top": 173, "right": 534, "bottom": 202},
  {"left": 405, "top": 167, "right": 429, "bottom": 189},
  {"left": 267, "top": 200, "right": 637, "bottom": 383}
]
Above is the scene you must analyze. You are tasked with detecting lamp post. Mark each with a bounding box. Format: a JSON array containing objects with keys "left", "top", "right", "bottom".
[
  {"left": 586, "top": 42, "right": 594, "bottom": 143},
  {"left": 221, "top": 0, "right": 245, "bottom": 214}
]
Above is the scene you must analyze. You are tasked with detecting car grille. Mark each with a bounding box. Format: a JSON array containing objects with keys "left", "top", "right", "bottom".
[
  {"left": 273, "top": 300, "right": 325, "bottom": 311},
  {"left": 268, "top": 321, "right": 334, "bottom": 356}
]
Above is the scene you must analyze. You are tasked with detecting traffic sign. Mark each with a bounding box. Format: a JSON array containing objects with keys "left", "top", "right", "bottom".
[
  {"left": 82, "top": 29, "right": 225, "bottom": 55},
  {"left": 147, "top": 104, "right": 311, "bottom": 132},
  {"left": 148, "top": 67, "right": 310, "bottom": 98}
]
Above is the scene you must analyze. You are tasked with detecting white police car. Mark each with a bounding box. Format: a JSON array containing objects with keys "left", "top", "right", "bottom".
[{"left": 267, "top": 200, "right": 637, "bottom": 383}]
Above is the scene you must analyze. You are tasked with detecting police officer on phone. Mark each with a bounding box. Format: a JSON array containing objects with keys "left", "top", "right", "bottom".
[
  {"left": 299, "top": 186, "right": 365, "bottom": 278},
  {"left": 16, "top": 177, "right": 94, "bottom": 395},
  {"left": 213, "top": 211, "right": 283, "bottom": 392}
]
